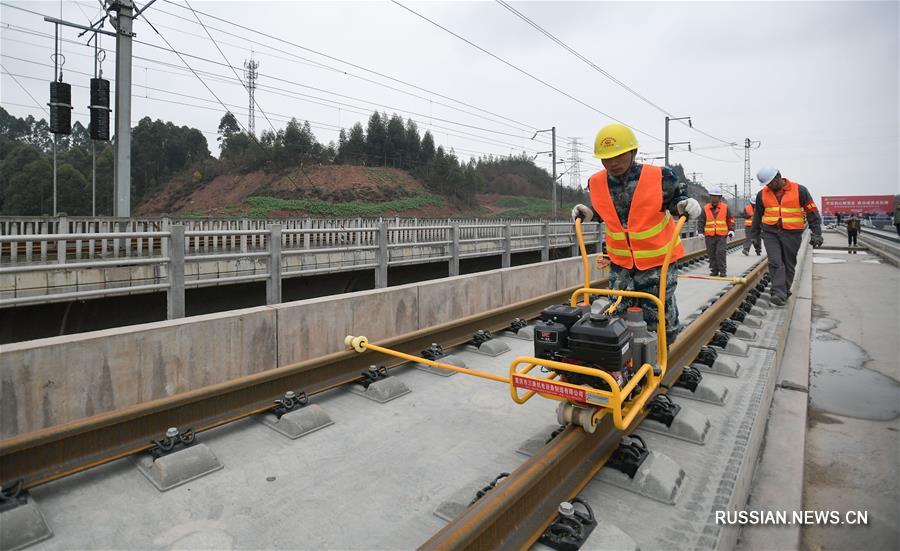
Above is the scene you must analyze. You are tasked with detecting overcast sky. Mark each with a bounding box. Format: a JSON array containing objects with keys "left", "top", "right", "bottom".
[{"left": 2, "top": 1, "right": 898, "bottom": 206}]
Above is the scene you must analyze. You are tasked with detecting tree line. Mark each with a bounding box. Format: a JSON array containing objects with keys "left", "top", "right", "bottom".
[{"left": 1, "top": 106, "right": 587, "bottom": 216}]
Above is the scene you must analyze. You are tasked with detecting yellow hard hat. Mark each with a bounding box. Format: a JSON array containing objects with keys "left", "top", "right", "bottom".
[{"left": 594, "top": 123, "right": 639, "bottom": 159}]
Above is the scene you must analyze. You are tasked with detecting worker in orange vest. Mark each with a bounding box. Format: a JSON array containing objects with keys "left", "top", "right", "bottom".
[
  {"left": 571, "top": 123, "right": 701, "bottom": 343},
  {"left": 748, "top": 167, "right": 823, "bottom": 306},
  {"left": 696, "top": 187, "right": 735, "bottom": 277},
  {"left": 741, "top": 202, "right": 761, "bottom": 256}
]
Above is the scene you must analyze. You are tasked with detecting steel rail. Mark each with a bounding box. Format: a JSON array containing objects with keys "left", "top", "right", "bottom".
[
  {"left": 420, "top": 256, "right": 769, "bottom": 550},
  {"left": 0, "top": 281, "right": 608, "bottom": 489},
  {"left": 0, "top": 242, "right": 740, "bottom": 491}
]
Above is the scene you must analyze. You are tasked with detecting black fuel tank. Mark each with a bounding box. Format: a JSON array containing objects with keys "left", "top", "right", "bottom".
[{"left": 566, "top": 312, "right": 632, "bottom": 371}]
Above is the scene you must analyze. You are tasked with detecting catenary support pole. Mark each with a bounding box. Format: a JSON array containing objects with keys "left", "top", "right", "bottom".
[{"left": 113, "top": 0, "right": 134, "bottom": 217}]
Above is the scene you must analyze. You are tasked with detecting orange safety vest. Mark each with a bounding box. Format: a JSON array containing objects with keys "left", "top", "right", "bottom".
[
  {"left": 704, "top": 203, "right": 729, "bottom": 236},
  {"left": 589, "top": 165, "right": 685, "bottom": 270},
  {"left": 761, "top": 180, "right": 805, "bottom": 230},
  {"left": 744, "top": 204, "right": 754, "bottom": 227}
]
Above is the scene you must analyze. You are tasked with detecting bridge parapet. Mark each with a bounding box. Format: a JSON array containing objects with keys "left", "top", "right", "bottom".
[{"left": 1, "top": 217, "right": 670, "bottom": 315}]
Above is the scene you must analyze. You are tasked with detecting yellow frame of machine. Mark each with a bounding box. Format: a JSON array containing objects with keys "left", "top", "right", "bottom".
[
  {"left": 345, "top": 216, "right": 686, "bottom": 433},
  {"left": 505, "top": 217, "right": 680, "bottom": 431}
]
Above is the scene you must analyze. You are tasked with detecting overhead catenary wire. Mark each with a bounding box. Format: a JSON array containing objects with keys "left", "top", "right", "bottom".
[
  {"left": 3, "top": 2, "right": 595, "bottom": 160},
  {"left": 0, "top": 62, "right": 49, "bottom": 114},
  {"left": 3, "top": 64, "right": 545, "bottom": 170},
  {"left": 1, "top": 50, "right": 550, "bottom": 156},
  {"left": 493, "top": 0, "right": 740, "bottom": 147},
  {"left": 155, "top": 0, "right": 542, "bottom": 134},
  {"left": 390, "top": 0, "right": 664, "bottom": 143},
  {"left": 0, "top": 17, "right": 553, "bottom": 150}
]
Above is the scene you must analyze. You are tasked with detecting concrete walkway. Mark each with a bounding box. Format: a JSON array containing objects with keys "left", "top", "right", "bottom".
[{"left": 803, "top": 233, "right": 900, "bottom": 550}]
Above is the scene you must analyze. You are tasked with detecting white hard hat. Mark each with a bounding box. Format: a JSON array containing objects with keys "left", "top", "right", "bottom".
[
  {"left": 757, "top": 166, "right": 779, "bottom": 186},
  {"left": 708, "top": 186, "right": 723, "bottom": 196}
]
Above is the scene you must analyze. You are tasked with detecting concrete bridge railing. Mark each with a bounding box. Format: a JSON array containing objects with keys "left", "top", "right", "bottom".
[{"left": 1, "top": 219, "right": 625, "bottom": 316}]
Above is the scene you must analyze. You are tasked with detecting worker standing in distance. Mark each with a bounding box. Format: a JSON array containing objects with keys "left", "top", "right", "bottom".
[
  {"left": 741, "top": 201, "right": 761, "bottom": 256},
  {"left": 846, "top": 213, "right": 861, "bottom": 253},
  {"left": 571, "top": 123, "right": 701, "bottom": 343},
  {"left": 697, "top": 187, "right": 735, "bottom": 276},
  {"left": 749, "top": 167, "right": 823, "bottom": 306}
]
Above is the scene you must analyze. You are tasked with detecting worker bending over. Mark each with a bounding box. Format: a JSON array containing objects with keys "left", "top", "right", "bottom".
[
  {"left": 749, "top": 167, "right": 823, "bottom": 306},
  {"left": 741, "top": 201, "right": 761, "bottom": 256},
  {"left": 571, "top": 123, "right": 701, "bottom": 343},
  {"left": 697, "top": 188, "right": 735, "bottom": 276}
]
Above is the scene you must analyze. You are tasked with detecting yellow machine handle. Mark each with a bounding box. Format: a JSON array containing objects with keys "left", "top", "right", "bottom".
[{"left": 678, "top": 274, "right": 747, "bottom": 284}]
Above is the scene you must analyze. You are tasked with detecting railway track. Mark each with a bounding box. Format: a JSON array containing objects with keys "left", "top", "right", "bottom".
[
  {"left": 1, "top": 240, "right": 758, "bottom": 541},
  {"left": 420, "top": 256, "right": 769, "bottom": 549}
]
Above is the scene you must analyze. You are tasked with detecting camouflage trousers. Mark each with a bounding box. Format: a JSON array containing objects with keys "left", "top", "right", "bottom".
[{"left": 607, "top": 263, "right": 681, "bottom": 344}]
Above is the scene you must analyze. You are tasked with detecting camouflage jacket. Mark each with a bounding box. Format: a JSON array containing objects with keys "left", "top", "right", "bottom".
[{"left": 586, "top": 163, "right": 689, "bottom": 224}]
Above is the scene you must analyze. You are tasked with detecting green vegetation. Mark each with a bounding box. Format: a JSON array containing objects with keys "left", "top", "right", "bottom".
[
  {"left": 495, "top": 196, "right": 555, "bottom": 217},
  {"left": 246, "top": 194, "right": 444, "bottom": 217},
  {"left": 1, "top": 105, "right": 589, "bottom": 216}
]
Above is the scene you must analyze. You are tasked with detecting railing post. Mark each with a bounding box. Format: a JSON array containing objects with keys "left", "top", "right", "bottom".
[
  {"left": 449, "top": 222, "right": 460, "bottom": 277},
  {"left": 541, "top": 221, "right": 550, "bottom": 262},
  {"left": 267, "top": 224, "right": 282, "bottom": 305},
  {"left": 167, "top": 224, "right": 185, "bottom": 320},
  {"left": 375, "top": 221, "right": 388, "bottom": 288},
  {"left": 502, "top": 222, "right": 511, "bottom": 268},
  {"left": 56, "top": 212, "right": 67, "bottom": 265},
  {"left": 160, "top": 215, "right": 170, "bottom": 257},
  {"left": 570, "top": 223, "right": 579, "bottom": 257}
]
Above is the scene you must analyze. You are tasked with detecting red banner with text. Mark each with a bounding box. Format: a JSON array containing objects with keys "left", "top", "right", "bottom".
[{"left": 821, "top": 195, "right": 894, "bottom": 216}]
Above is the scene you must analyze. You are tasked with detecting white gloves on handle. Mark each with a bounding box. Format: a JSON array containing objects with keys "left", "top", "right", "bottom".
[
  {"left": 571, "top": 204, "right": 593, "bottom": 222},
  {"left": 676, "top": 198, "right": 702, "bottom": 219},
  {"left": 727, "top": 230, "right": 735, "bottom": 238}
]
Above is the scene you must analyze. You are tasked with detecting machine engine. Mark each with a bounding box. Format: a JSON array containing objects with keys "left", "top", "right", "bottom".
[{"left": 534, "top": 304, "right": 659, "bottom": 392}]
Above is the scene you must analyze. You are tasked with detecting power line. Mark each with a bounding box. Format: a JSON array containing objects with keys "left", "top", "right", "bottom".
[
  {"left": 391, "top": 0, "right": 664, "bottom": 143},
  {"left": 2, "top": 66, "right": 544, "bottom": 167},
  {"left": 3, "top": 53, "right": 544, "bottom": 158},
  {"left": 0, "top": 24, "right": 551, "bottom": 155},
  {"left": 493, "top": 1, "right": 739, "bottom": 147},
  {"left": 155, "top": 0, "right": 542, "bottom": 134},
  {"left": 0, "top": 62, "right": 49, "bottom": 114},
  {"left": 3, "top": 3, "right": 550, "bottom": 148}
]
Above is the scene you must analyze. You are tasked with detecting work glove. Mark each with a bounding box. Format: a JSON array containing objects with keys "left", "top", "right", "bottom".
[
  {"left": 676, "top": 198, "right": 702, "bottom": 219},
  {"left": 571, "top": 204, "right": 593, "bottom": 222},
  {"left": 727, "top": 231, "right": 735, "bottom": 239},
  {"left": 810, "top": 234, "right": 824, "bottom": 248}
]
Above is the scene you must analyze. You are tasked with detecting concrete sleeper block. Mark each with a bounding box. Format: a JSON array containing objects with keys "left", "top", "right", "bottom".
[
  {"left": 693, "top": 355, "right": 741, "bottom": 378},
  {"left": 467, "top": 339, "right": 511, "bottom": 357},
  {"left": 0, "top": 494, "right": 53, "bottom": 551},
  {"left": 513, "top": 325, "right": 535, "bottom": 340},
  {"left": 434, "top": 474, "right": 506, "bottom": 522},
  {"left": 639, "top": 406, "right": 712, "bottom": 445},
  {"left": 578, "top": 517, "right": 641, "bottom": 551},
  {"left": 734, "top": 326, "right": 758, "bottom": 341},
  {"left": 713, "top": 337, "right": 750, "bottom": 357},
  {"left": 669, "top": 377, "right": 729, "bottom": 406},
  {"left": 348, "top": 377, "right": 411, "bottom": 403},
  {"left": 134, "top": 443, "right": 224, "bottom": 492},
  {"left": 595, "top": 450, "right": 686, "bottom": 505},
  {"left": 515, "top": 425, "right": 564, "bottom": 457},
  {"left": 741, "top": 315, "right": 764, "bottom": 328},
  {"left": 414, "top": 354, "right": 466, "bottom": 377},
  {"left": 258, "top": 405, "right": 334, "bottom": 439}
]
